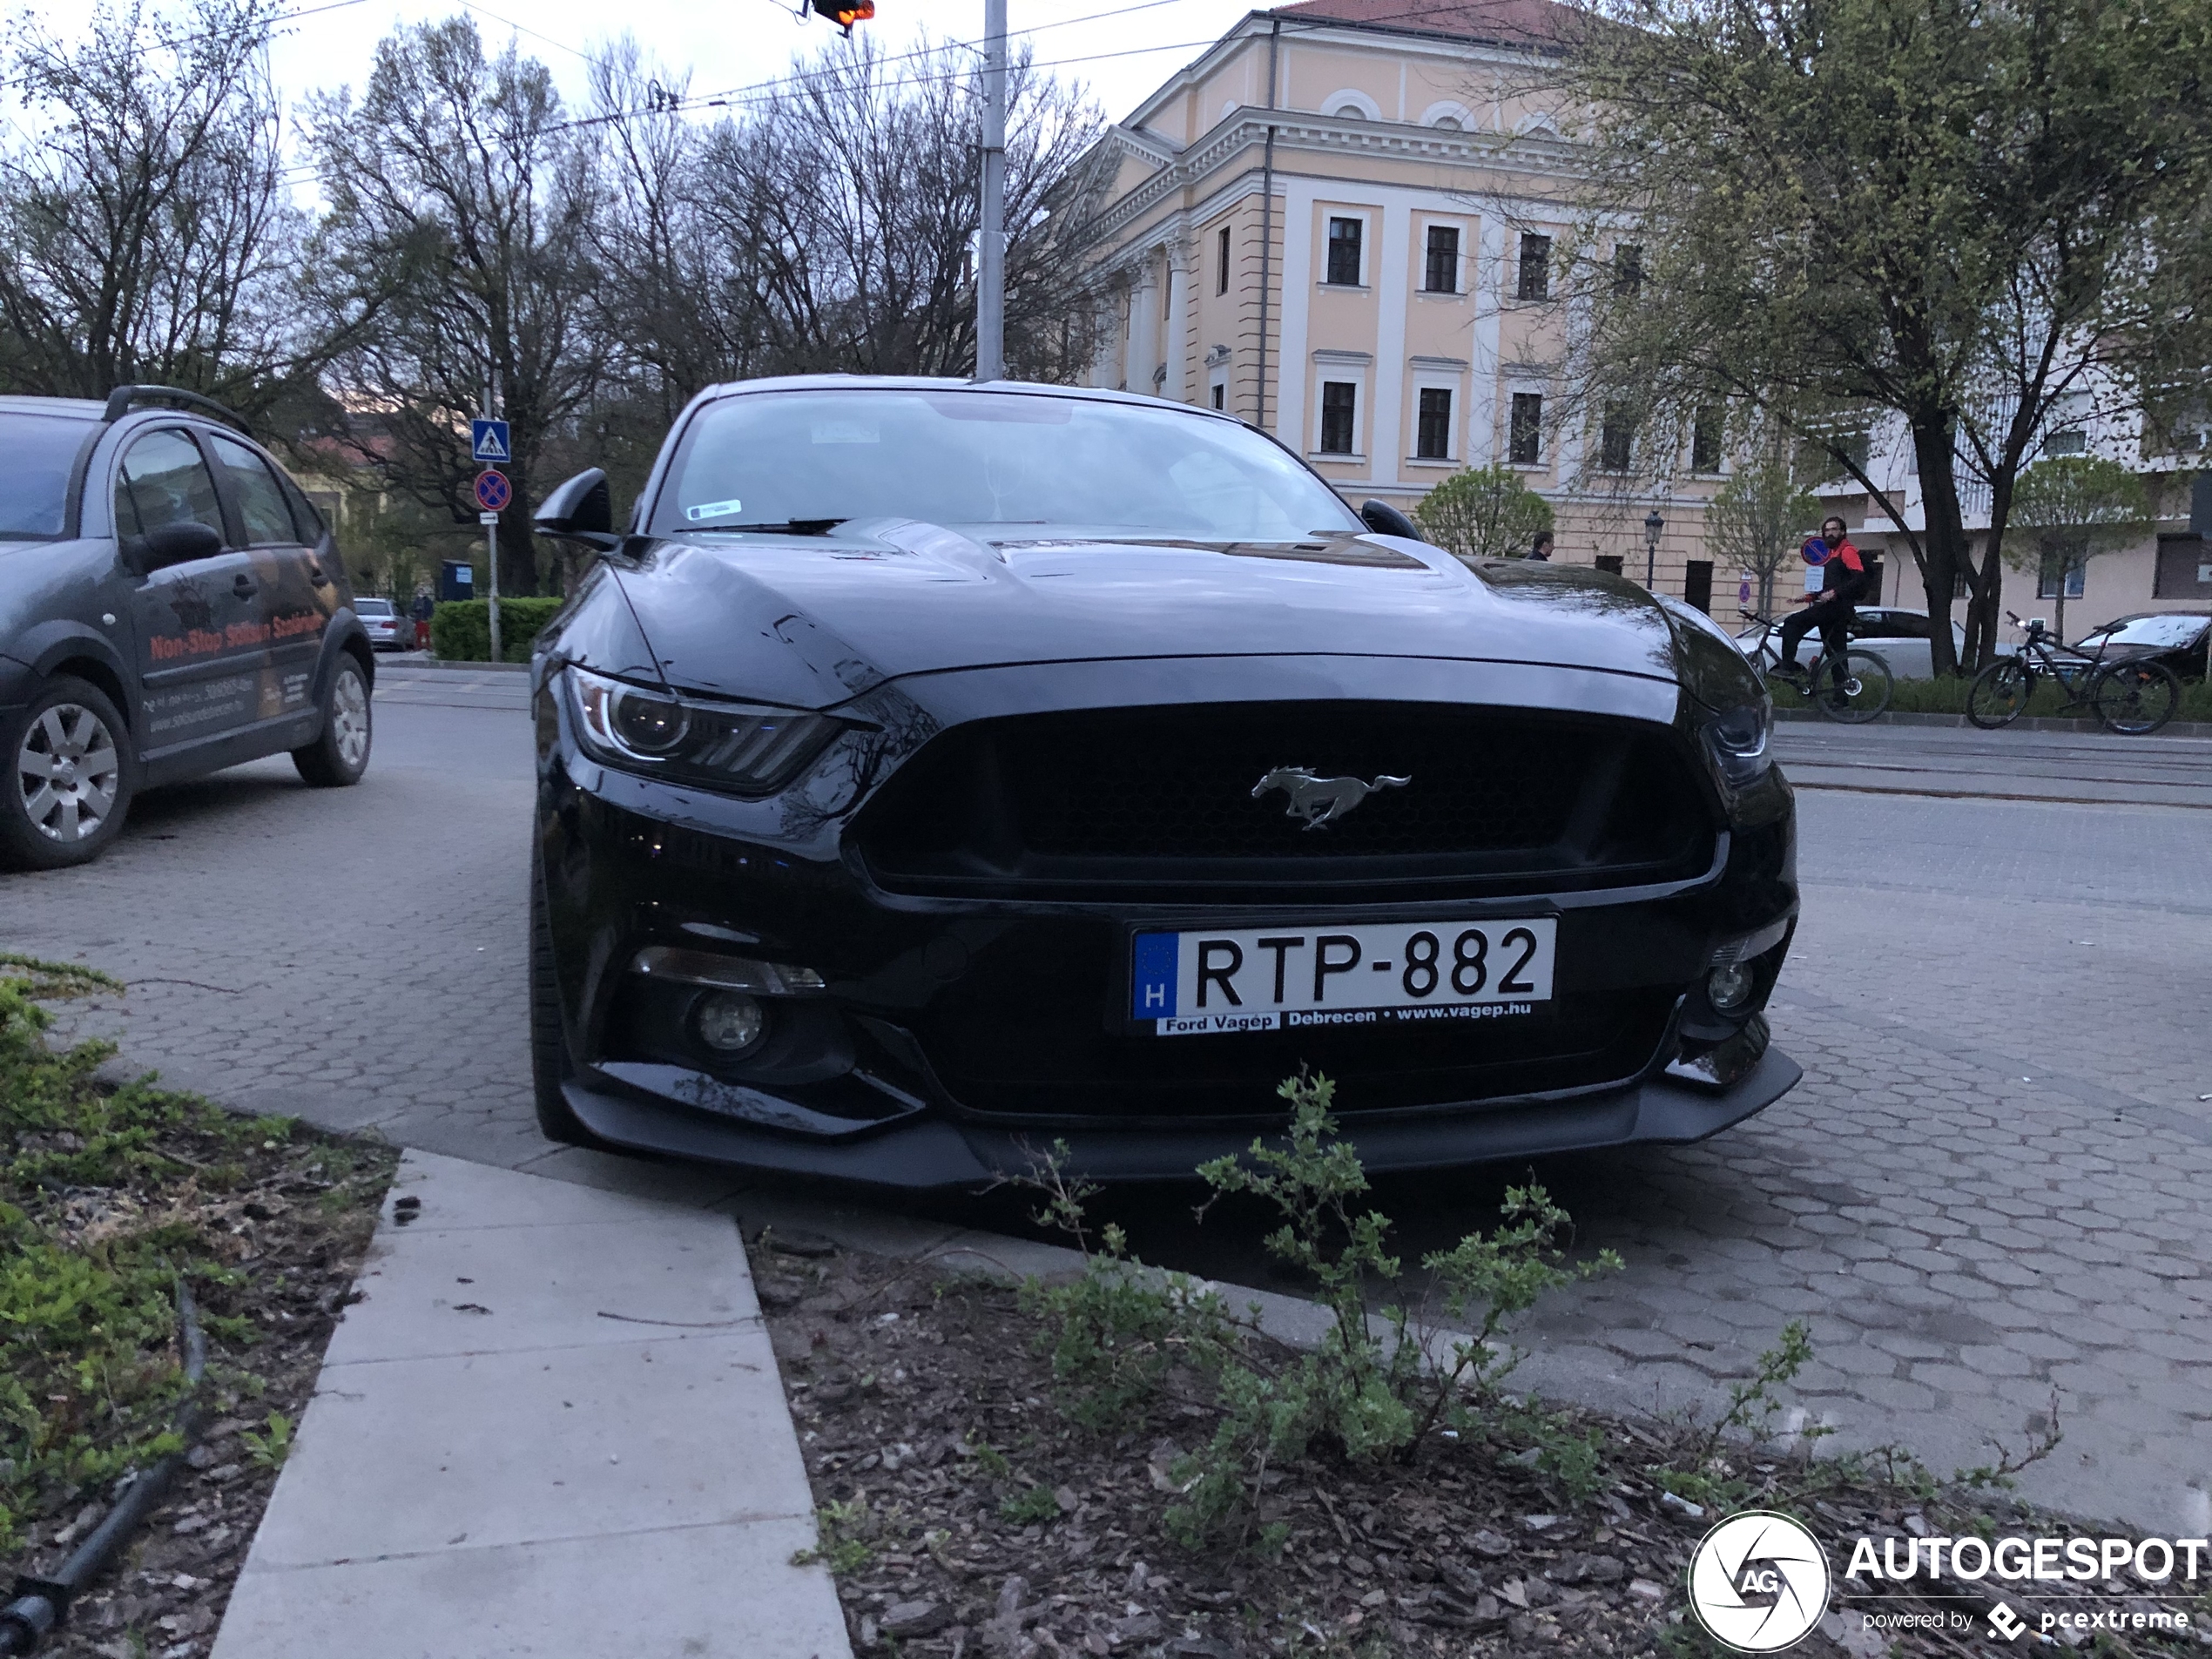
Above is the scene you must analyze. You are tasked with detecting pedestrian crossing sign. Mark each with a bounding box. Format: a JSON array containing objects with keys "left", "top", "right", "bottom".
[{"left": 470, "top": 419, "right": 511, "bottom": 462}]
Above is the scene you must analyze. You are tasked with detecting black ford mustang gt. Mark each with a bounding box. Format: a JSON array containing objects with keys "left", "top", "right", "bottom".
[{"left": 525, "top": 377, "right": 1798, "bottom": 1186}]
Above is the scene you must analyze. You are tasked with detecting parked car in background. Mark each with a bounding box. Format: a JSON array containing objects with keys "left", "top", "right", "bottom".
[
  {"left": 356, "top": 597, "right": 414, "bottom": 651},
  {"left": 2070, "top": 613, "right": 2210, "bottom": 682},
  {"left": 0, "top": 386, "right": 374, "bottom": 869}
]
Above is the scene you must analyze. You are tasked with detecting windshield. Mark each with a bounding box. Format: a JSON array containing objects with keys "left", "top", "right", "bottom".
[
  {"left": 2081, "top": 615, "right": 2207, "bottom": 650},
  {"left": 0, "top": 414, "right": 95, "bottom": 538},
  {"left": 651, "top": 388, "right": 1361, "bottom": 542}
]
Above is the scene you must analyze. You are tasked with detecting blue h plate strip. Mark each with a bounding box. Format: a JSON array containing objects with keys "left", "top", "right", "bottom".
[{"left": 1130, "top": 933, "right": 1177, "bottom": 1020}]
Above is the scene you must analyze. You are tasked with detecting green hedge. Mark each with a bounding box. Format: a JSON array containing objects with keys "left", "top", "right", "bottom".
[
  {"left": 429, "top": 597, "right": 566, "bottom": 663},
  {"left": 1772, "top": 668, "right": 2212, "bottom": 724}
]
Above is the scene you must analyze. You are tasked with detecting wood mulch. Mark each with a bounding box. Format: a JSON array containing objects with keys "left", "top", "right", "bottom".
[
  {"left": 753, "top": 1235, "right": 2200, "bottom": 1659},
  {"left": 9, "top": 1129, "right": 395, "bottom": 1659}
]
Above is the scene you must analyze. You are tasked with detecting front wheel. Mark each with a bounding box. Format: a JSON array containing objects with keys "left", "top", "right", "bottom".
[
  {"left": 0, "top": 676, "right": 135, "bottom": 869},
  {"left": 2091, "top": 660, "right": 2181, "bottom": 736},
  {"left": 293, "top": 656, "right": 372, "bottom": 786},
  {"left": 1813, "top": 648, "right": 1892, "bottom": 724},
  {"left": 1967, "top": 660, "right": 2033, "bottom": 730}
]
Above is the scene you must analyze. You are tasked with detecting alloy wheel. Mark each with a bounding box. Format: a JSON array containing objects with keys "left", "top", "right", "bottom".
[
  {"left": 331, "top": 669, "right": 371, "bottom": 768},
  {"left": 16, "top": 703, "right": 121, "bottom": 843}
]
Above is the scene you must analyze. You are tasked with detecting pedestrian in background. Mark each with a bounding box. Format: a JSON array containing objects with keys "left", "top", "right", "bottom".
[
  {"left": 1527, "top": 531, "right": 1554, "bottom": 562},
  {"left": 410, "top": 587, "right": 435, "bottom": 651}
]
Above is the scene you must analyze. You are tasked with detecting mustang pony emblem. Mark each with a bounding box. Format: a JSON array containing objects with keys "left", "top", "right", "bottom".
[{"left": 1251, "top": 766, "right": 1411, "bottom": 830}]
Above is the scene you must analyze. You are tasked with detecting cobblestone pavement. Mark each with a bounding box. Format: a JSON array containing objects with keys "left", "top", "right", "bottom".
[{"left": 3, "top": 672, "right": 2205, "bottom": 1534}]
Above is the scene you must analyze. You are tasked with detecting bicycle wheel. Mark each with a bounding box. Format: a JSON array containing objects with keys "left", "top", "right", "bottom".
[
  {"left": 1814, "top": 648, "right": 1892, "bottom": 724},
  {"left": 2090, "top": 659, "right": 2180, "bottom": 736},
  {"left": 1967, "top": 660, "right": 2033, "bottom": 729}
]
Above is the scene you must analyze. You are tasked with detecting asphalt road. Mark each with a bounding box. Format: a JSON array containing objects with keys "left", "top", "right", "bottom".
[{"left": 5, "top": 661, "right": 2207, "bottom": 1535}]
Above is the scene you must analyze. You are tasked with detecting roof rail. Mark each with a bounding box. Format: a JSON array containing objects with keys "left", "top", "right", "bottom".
[{"left": 102, "top": 384, "right": 251, "bottom": 433}]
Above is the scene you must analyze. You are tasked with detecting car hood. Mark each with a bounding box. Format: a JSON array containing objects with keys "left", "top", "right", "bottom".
[{"left": 603, "top": 520, "right": 1699, "bottom": 711}]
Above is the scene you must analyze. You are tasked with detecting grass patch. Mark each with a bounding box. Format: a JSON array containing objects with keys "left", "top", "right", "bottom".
[{"left": 0, "top": 955, "right": 395, "bottom": 1554}]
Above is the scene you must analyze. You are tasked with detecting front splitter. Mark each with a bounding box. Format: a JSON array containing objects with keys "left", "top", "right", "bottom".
[{"left": 559, "top": 1045, "right": 1802, "bottom": 1190}]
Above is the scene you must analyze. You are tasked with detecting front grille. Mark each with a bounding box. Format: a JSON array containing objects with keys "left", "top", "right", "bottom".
[{"left": 854, "top": 701, "right": 1713, "bottom": 900}]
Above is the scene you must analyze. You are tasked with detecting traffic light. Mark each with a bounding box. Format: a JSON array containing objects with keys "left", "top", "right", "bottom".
[{"left": 812, "top": 0, "right": 873, "bottom": 33}]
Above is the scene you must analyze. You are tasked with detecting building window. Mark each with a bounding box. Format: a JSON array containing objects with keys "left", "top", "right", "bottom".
[
  {"left": 1423, "top": 225, "right": 1459, "bottom": 293},
  {"left": 1320, "top": 381, "right": 1357, "bottom": 454},
  {"left": 1325, "top": 218, "right": 1363, "bottom": 287},
  {"left": 1211, "top": 383, "right": 1225, "bottom": 411},
  {"left": 2044, "top": 428, "right": 2087, "bottom": 455},
  {"left": 1516, "top": 232, "right": 1551, "bottom": 300},
  {"left": 1599, "top": 405, "right": 1634, "bottom": 472},
  {"left": 2037, "top": 554, "right": 2086, "bottom": 599},
  {"left": 1416, "top": 388, "right": 1453, "bottom": 459},
  {"left": 1691, "top": 406, "right": 1723, "bottom": 474},
  {"left": 1612, "top": 243, "right": 1643, "bottom": 294},
  {"left": 1595, "top": 554, "right": 1624, "bottom": 576},
  {"left": 1508, "top": 393, "right": 1543, "bottom": 465},
  {"left": 1217, "top": 226, "right": 1231, "bottom": 294}
]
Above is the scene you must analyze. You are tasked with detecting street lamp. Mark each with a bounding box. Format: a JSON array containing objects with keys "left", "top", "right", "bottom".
[{"left": 1643, "top": 509, "right": 1664, "bottom": 589}]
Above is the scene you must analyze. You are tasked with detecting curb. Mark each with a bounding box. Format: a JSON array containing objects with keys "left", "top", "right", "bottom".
[
  {"left": 397, "top": 658, "right": 531, "bottom": 673},
  {"left": 1773, "top": 708, "right": 2212, "bottom": 737}
]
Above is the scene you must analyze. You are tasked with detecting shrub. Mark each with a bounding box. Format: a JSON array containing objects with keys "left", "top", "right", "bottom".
[
  {"left": 428, "top": 597, "right": 565, "bottom": 662},
  {"left": 1022, "top": 1075, "right": 1619, "bottom": 1549}
]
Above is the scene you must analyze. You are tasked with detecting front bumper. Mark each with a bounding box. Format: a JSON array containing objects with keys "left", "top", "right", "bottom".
[{"left": 556, "top": 1032, "right": 1800, "bottom": 1186}]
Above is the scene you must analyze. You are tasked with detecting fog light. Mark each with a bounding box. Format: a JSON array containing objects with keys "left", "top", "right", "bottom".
[
  {"left": 693, "top": 990, "right": 766, "bottom": 1055},
  {"left": 1706, "top": 962, "right": 1754, "bottom": 1015}
]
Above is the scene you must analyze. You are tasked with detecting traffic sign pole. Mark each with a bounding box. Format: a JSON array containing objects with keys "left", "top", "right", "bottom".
[{"left": 480, "top": 510, "right": 502, "bottom": 662}]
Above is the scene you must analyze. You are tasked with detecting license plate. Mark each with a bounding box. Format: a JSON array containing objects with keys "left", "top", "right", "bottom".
[{"left": 1130, "top": 919, "right": 1556, "bottom": 1036}]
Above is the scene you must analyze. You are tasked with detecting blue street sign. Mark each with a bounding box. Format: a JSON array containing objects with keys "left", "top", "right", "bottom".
[
  {"left": 470, "top": 419, "right": 511, "bottom": 462},
  {"left": 474, "top": 469, "right": 512, "bottom": 513}
]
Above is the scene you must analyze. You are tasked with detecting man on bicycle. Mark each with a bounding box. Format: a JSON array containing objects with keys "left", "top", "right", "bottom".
[{"left": 1776, "top": 515, "right": 1875, "bottom": 686}]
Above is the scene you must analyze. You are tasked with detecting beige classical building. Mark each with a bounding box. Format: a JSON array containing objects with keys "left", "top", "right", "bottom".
[{"left": 1073, "top": 0, "right": 1727, "bottom": 607}]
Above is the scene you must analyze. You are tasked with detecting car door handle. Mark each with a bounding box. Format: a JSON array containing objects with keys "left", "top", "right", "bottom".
[{"left": 233, "top": 575, "right": 257, "bottom": 597}]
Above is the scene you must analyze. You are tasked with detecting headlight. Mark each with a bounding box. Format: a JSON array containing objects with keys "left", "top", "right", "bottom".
[
  {"left": 566, "top": 664, "right": 840, "bottom": 795},
  {"left": 1701, "top": 699, "right": 1773, "bottom": 787}
]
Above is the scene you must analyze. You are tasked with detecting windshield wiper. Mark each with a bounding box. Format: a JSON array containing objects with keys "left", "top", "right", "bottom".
[{"left": 709, "top": 518, "right": 847, "bottom": 536}]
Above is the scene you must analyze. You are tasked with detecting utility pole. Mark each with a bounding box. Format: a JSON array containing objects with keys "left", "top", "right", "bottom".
[{"left": 975, "top": 0, "right": 1007, "bottom": 381}]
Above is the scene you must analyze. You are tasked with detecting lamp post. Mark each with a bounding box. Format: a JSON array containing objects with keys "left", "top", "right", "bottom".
[
  {"left": 975, "top": 0, "right": 1007, "bottom": 381},
  {"left": 1643, "top": 509, "right": 1664, "bottom": 590}
]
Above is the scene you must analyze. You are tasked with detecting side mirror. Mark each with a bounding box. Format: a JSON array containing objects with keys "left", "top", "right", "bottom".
[
  {"left": 133, "top": 520, "right": 224, "bottom": 571},
  {"left": 535, "top": 469, "right": 618, "bottom": 551},
  {"left": 1359, "top": 498, "right": 1420, "bottom": 540}
]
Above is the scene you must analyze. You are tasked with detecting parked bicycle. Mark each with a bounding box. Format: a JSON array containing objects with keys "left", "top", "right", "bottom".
[
  {"left": 1736, "top": 610, "right": 1895, "bottom": 724},
  {"left": 1967, "top": 611, "right": 2181, "bottom": 736}
]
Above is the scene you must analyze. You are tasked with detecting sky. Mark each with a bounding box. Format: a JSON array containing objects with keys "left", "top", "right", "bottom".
[{"left": 245, "top": 0, "right": 1258, "bottom": 133}]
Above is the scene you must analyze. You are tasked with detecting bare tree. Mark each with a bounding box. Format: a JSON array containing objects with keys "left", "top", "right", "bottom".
[
  {"left": 1704, "top": 421, "right": 1819, "bottom": 616},
  {"left": 0, "top": 0, "right": 320, "bottom": 412},
  {"left": 686, "top": 34, "right": 1103, "bottom": 381},
  {"left": 309, "top": 17, "right": 602, "bottom": 596}
]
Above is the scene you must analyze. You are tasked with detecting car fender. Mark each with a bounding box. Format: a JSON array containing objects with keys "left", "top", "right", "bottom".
[
  {"left": 309, "top": 611, "right": 376, "bottom": 702},
  {"left": 10, "top": 619, "right": 134, "bottom": 704}
]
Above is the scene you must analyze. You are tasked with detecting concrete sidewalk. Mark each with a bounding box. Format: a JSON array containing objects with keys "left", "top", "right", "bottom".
[{"left": 211, "top": 1150, "right": 850, "bottom": 1659}]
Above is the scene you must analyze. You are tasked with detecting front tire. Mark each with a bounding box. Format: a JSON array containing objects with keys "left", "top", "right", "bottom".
[
  {"left": 293, "top": 655, "right": 372, "bottom": 786},
  {"left": 1967, "top": 660, "right": 2032, "bottom": 729},
  {"left": 0, "top": 677, "right": 135, "bottom": 870},
  {"left": 529, "top": 842, "right": 608, "bottom": 1149},
  {"left": 2091, "top": 660, "right": 2180, "bottom": 736}
]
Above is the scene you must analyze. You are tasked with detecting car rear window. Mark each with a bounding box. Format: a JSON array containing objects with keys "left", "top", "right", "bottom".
[
  {"left": 0, "top": 413, "right": 95, "bottom": 538},
  {"left": 2084, "top": 615, "right": 2207, "bottom": 650},
  {"left": 357, "top": 599, "right": 394, "bottom": 617}
]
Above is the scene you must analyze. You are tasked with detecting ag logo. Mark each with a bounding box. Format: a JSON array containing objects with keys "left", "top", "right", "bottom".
[{"left": 1687, "top": 1511, "right": 1831, "bottom": 1652}]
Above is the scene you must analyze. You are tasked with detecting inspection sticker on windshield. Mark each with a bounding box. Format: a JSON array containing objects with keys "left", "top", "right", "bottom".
[
  {"left": 1130, "top": 921, "right": 1555, "bottom": 1035},
  {"left": 685, "top": 498, "right": 745, "bottom": 522}
]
